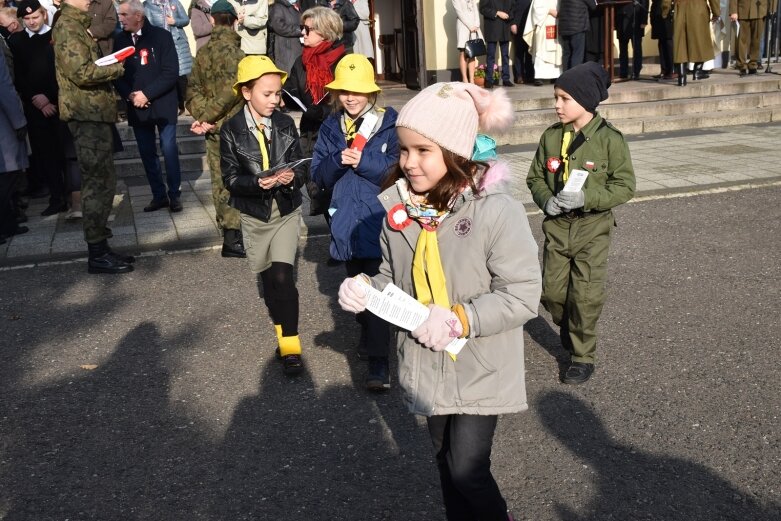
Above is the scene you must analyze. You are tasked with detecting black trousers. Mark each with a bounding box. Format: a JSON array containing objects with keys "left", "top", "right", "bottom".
[
  {"left": 345, "top": 258, "right": 390, "bottom": 358},
  {"left": 512, "top": 31, "right": 534, "bottom": 82},
  {"left": 657, "top": 38, "right": 673, "bottom": 75},
  {"left": 427, "top": 414, "right": 508, "bottom": 521},
  {"left": 25, "top": 106, "right": 66, "bottom": 203},
  {"left": 0, "top": 171, "right": 21, "bottom": 236}
]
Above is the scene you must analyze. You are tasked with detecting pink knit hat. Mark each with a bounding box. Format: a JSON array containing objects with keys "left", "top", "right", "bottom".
[{"left": 396, "top": 82, "right": 514, "bottom": 159}]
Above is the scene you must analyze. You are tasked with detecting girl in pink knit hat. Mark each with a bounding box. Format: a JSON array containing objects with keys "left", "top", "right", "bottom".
[{"left": 337, "top": 81, "right": 542, "bottom": 521}]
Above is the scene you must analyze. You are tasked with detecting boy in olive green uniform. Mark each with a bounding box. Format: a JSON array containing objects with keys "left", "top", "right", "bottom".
[
  {"left": 185, "top": 0, "right": 247, "bottom": 257},
  {"left": 526, "top": 62, "right": 635, "bottom": 384}
]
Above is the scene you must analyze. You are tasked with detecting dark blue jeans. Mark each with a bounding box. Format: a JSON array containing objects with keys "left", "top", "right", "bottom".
[
  {"left": 427, "top": 414, "right": 508, "bottom": 521},
  {"left": 486, "top": 40, "right": 511, "bottom": 84},
  {"left": 134, "top": 122, "right": 182, "bottom": 202},
  {"left": 560, "top": 31, "right": 586, "bottom": 71}
]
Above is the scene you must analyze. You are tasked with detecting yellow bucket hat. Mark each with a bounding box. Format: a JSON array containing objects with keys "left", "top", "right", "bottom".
[
  {"left": 232, "top": 55, "right": 288, "bottom": 95},
  {"left": 325, "top": 54, "right": 380, "bottom": 94}
]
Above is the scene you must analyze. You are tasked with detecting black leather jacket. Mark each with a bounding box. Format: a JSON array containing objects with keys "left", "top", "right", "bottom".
[{"left": 220, "top": 108, "right": 306, "bottom": 222}]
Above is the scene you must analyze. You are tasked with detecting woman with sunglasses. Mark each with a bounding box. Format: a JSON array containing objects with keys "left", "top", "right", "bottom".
[{"left": 281, "top": 6, "right": 344, "bottom": 217}]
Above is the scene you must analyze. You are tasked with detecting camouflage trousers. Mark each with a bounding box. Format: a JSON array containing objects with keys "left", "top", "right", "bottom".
[
  {"left": 206, "top": 133, "right": 241, "bottom": 231},
  {"left": 68, "top": 121, "right": 116, "bottom": 244}
]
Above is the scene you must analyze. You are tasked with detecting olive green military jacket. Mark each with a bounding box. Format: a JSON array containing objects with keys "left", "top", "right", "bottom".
[
  {"left": 729, "top": 0, "right": 769, "bottom": 19},
  {"left": 185, "top": 25, "right": 245, "bottom": 132},
  {"left": 53, "top": 3, "right": 124, "bottom": 123},
  {"left": 527, "top": 113, "right": 636, "bottom": 213}
]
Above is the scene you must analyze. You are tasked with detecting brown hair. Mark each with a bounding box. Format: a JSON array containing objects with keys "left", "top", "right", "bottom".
[{"left": 382, "top": 148, "right": 486, "bottom": 212}]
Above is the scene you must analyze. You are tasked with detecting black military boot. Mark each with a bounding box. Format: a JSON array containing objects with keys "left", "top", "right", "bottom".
[
  {"left": 87, "top": 239, "right": 134, "bottom": 274},
  {"left": 221, "top": 228, "right": 247, "bottom": 258},
  {"left": 676, "top": 63, "right": 687, "bottom": 87}
]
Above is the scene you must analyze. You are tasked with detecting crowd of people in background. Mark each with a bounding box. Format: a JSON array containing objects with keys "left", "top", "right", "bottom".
[{"left": 456, "top": 0, "right": 774, "bottom": 88}]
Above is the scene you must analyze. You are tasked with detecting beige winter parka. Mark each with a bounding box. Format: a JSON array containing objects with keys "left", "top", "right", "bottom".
[{"left": 370, "top": 163, "right": 542, "bottom": 417}]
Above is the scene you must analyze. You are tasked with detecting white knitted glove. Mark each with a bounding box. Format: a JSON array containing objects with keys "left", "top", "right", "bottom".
[
  {"left": 411, "top": 305, "right": 462, "bottom": 351},
  {"left": 544, "top": 196, "right": 563, "bottom": 216},
  {"left": 557, "top": 190, "right": 585, "bottom": 210}
]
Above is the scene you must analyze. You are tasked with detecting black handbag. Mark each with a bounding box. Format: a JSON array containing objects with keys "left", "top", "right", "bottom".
[{"left": 464, "top": 31, "right": 486, "bottom": 59}]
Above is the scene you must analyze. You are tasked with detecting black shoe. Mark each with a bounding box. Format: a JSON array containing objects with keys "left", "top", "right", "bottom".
[
  {"left": 41, "top": 201, "right": 68, "bottom": 216},
  {"left": 143, "top": 198, "right": 170, "bottom": 212},
  {"left": 1, "top": 225, "right": 29, "bottom": 239},
  {"left": 533, "top": 79, "right": 543, "bottom": 86},
  {"left": 739, "top": 69, "right": 748, "bottom": 77},
  {"left": 502, "top": 80, "right": 514, "bottom": 87},
  {"left": 365, "top": 356, "right": 391, "bottom": 392},
  {"left": 631, "top": 73, "right": 640, "bottom": 80},
  {"left": 15, "top": 212, "right": 28, "bottom": 224},
  {"left": 87, "top": 239, "right": 134, "bottom": 274},
  {"left": 561, "top": 362, "right": 594, "bottom": 385},
  {"left": 651, "top": 73, "right": 664, "bottom": 79},
  {"left": 748, "top": 68, "right": 758, "bottom": 75},
  {"left": 221, "top": 229, "right": 246, "bottom": 258},
  {"left": 694, "top": 70, "right": 711, "bottom": 80},
  {"left": 169, "top": 198, "right": 183, "bottom": 212},
  {"left": 275, "top": 347, "right": 303, "bottom": 375}
]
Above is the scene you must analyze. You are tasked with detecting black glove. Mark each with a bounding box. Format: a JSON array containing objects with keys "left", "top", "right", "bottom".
[
  {"left": 15, "top": 126, "right": 27, "bottom": 141},
  {"left": 304, "top": 104, "right": 325, "bottom": 122}
]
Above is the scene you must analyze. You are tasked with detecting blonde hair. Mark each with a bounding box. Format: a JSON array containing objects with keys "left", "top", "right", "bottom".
[{"left": 301, "top": 6, "right": 342, "bottom": 43}]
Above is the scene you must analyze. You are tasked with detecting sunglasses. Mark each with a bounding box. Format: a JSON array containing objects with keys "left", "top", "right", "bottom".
[{"left": 299, "top": 24, "right": 314, "bottom": 35}]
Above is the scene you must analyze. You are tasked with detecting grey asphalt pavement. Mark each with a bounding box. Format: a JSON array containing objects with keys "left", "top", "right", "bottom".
[{"left": 1, "top": 184, "right": 779, "bottom": 520}]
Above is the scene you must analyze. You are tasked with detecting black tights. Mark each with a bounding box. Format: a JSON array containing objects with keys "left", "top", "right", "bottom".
[{"left": 258, "top": 262, "right": 298, "bottom": 337}]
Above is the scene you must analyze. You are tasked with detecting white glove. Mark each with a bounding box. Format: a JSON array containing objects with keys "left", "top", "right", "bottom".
[
  {"left": 544, "top": 196, "right": 563, "bottom": 216},
  {"left": 557, "top": 190, "right": 585, "bottom": 210},
  {"left": 338, "top": 277, "right": 368, "bottom": 313},
  {"left": 411, "top": 305, "right": 462, "bottom": 351}
]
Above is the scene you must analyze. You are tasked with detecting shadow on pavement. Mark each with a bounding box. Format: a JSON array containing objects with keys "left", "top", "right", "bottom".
[{"left": 536, "top": 390, "right": 781, "bottom": 520}]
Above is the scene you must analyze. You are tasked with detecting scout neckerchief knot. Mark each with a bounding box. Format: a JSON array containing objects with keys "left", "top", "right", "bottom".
[{"left": 395, "top": 179, "right": 451, "bottom": 308}]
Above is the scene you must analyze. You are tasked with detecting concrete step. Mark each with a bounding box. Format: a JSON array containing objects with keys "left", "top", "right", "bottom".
[
  {"left": 512, "top": 91, "right": 781, "bottom": 128},
  {"left": 116, "top": 152, "right": 207, "bottom": 178},
  {"left": 115, "top": 134, "right": 206, "bottom": 160},
  {"left": 509, "top": 75, "right": 781, "bottom": 111},
  {"left": 499, "top": 105, "right": 781, "bottom": 146}
]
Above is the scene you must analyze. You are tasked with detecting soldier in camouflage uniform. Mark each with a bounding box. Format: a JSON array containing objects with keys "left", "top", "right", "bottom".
[
  {"left": 186, "top": 0, "right": 247, "bottom": 257},
  {"left": 53, "top": 0, "right": 134, "bottom": 274}
]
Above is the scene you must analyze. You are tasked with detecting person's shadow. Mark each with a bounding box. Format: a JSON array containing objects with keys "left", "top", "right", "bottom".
[
  {"left": 536, "top": 391, "right": 781, "bottom": 520},
  {"left": 525, "top": 315, "right": 570, "bottom": 377}
]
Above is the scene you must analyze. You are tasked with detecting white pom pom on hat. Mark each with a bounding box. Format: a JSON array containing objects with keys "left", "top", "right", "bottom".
[{"left": 396, "top": 82, "right": 514, "bottom": 159}]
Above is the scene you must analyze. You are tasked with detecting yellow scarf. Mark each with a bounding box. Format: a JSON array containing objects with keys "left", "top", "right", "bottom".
[
  {"left": 560, "top": 129, "right": 572, "bottom": 182},
  {"left": 255, "top": 125, "right": 270, "bottom": 170},
  {"left": 412, "top": 229, "right": 450, "bottom": 308}
]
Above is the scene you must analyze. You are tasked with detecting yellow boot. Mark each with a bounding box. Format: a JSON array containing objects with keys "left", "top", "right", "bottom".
[{"left": 277, "top": 334, "right": 303, "bottom": 375}]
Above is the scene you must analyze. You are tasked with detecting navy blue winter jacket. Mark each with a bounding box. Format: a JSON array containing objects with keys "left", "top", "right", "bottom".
[{"left": 311, "top": 107, "right": 399, "bottom": 261}]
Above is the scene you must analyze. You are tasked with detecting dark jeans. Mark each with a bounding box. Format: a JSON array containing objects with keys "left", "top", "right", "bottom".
[
  {"left": 345, "top": 257, "right": 390, "bottom": 358},
  {"left": 560, "top": 31, "right": 586, "bottom": 70},
  {"left": 133, "top": 122, "right": 182, "bottom": 202},
  {"left": 618, "top": 31, "right": 644, "bottom": 77},
  {"left": 512, "top": 31, "right": 535, "bottom": 82},
  {"left": 486, "top": 40, "right": 511, "bottom": 84},
  {"left": 427, "top": 414, "right": 507, "bottom": 521}
]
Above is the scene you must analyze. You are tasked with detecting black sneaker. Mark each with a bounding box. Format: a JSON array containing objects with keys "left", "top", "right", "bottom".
[
  {"left": 561, "top": 362, "right": 594, "bottom": 385},
  {"left": 365, "top": 357, "right": 390, "bottom": 391},
  {"left": 275, "top": 347, "right": 303, "bottom": 375}
]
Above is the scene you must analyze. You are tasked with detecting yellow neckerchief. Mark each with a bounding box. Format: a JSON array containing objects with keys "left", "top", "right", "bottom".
[
  {"left": 245, "top": 105, "right": 271, "bottom": 170},
  {"left": 344, "top": 114, "right": 360, "bottom": 144},
  {"left": 561, "top": 128, "right": 573, "bottom": 182},
  {"left": 341, "top": 106, "right": 383, "bottom": 144},
  {"left": 396, "top": 179, "right": 450, "bottom": 308}
]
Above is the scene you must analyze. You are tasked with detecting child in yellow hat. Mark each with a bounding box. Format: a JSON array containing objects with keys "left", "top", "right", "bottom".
[
  {"left": 220, "top": 55, "right": 309, "bottom": 375},
  {"left": 311, "top": 53, "right": 399, "bottom": 391}
]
